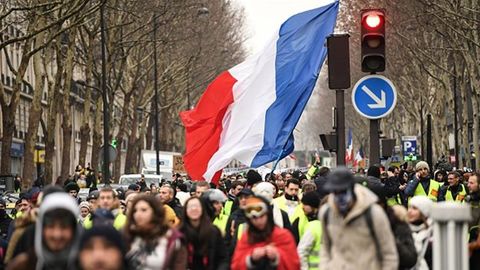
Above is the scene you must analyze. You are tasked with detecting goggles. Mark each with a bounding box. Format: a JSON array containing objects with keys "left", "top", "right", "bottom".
[{"left": 244, "top": 200, "right": 268, "bottom": 219}]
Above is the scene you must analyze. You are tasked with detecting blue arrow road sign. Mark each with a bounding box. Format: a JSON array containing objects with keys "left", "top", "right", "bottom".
[{"left": 352, "top": 75, "right": 397, "bottom": 119}]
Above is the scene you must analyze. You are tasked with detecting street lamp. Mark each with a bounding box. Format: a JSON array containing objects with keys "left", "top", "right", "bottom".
[
  {"left": 153, "top": 15, "right": 160, "bottom": 176},
  {"left": 186, "top": 7, "right": 210, "bottom": 110}
]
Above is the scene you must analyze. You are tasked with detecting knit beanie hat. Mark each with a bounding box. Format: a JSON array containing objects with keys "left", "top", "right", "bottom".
[
  {"left": 409, "top": 196, "right": 433, "bottom": 218},
  {"left": 253, "top": 182, "right": 275, "bottom": 202},
  {"left": 301, "top": 192, "right": 321, "bottom": 208},
  {"left": 80, "top": 225, "right": 125, "bottom": 255},
  {"left": 64, "top": 182, "right": 80, "bottom": 192},
  {"left": 415, "top": 161, "right": 430, "bottom": 172},
  {"left": 79, "top": 201, "right": 90, "bottom": 212}
]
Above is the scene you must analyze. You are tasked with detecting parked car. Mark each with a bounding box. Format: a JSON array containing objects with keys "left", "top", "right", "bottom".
[{"left": 118, "top": 174, "right": 163, "bottom": 189}]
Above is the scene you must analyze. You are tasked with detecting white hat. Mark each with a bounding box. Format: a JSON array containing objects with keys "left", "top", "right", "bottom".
[
  {"left": 253, "top": 182, "right": 275, "bottom": 202},
  {"left": 415, "top": 161, "right": 430, "bottom": 172},
  {"left": 409, "top": 196, "right": 433, "bottom": 218}
]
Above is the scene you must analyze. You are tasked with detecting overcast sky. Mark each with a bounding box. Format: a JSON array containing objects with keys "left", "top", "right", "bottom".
[{"left": 232, "top": 0, "right": 336, "bottom": 54}]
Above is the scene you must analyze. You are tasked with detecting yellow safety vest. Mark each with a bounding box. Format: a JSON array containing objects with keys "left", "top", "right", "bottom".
[
  {"left": 305, "top": 220, "right": 322, "bottom": 270},
  {"left": 83, "top": 212, "right": 126, "bottom": 230},
  {"left": 223, "top": 200, "right": 234, "bottom": 216},
  {"left": 445, "top": 184, "right": 467, "bottom": 202},
  {"left": 213, "top": 213, "right": 229, "bottom": 236},
  {"left": 237, "top": 222, "right": 248, "bottom": 240},
  {"left": 387, "top": 194, "right": 402, "bottom": 206},
  {"left": 411, "top": 179, "right": 440, "bottom": 202},
  {"left": 274, "top": 196, "right": 308, "bottom": 238}
]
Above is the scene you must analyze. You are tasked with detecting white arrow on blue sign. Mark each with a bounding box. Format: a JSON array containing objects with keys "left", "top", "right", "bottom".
[{"left": 352, "top": 75, "right": 397, "bottom": 119}]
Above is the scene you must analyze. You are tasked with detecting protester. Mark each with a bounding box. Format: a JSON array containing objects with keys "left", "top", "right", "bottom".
[
  {"left": 201, "top": 189, "right": 229, "bottom": 235},
  {"left": 225, "top": 188, "right": 254, "bottom": 256},
  {"left": 158, "top": 185, "right": 183, "bottom": 219},
  {"left": 405, "top": 161, "right": 440, "bottom": 201},
  {"left": 79, "top": 201, "right": 91, "bottom": 225},
  {"left": 297, "top": 192, "right": 322, "bottom": 270},
  {"left": 78, "top": 225, "right": 126, "bottom": 270},
  {"left": 438, "top": 171, "right": 467, "bottom": 202},
  {"left": 180, "top": 197, "right": 228, "bottom": 270},
  {"left": 408, "top": 196, "right": 433, "bottom": 270},
  {"left": 252, "top": 182, "right": 291, "bottom": 230},
  {"left": 231, "top": 195, "right": 300, "bottom": 270},
  {"left": 194, "top": 181, "right": 210, "bottom": 197},
  {"left": 467, "top": 173, "right": 480, "bottom": 268},
  {"left": 84, "top": 187, "right": 126, "bottom": 230},
  {"left": 319, "top": 167, "right": 398, "bottom": 269},
  {"left": 7, "top": 193, "right": 81, "bottom": 270},
  {"left": 124, "top": 195, "right": 186, "bottom": 269}
]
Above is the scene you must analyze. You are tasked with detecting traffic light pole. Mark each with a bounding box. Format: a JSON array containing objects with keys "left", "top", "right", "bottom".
[
  {"left": 336, "top": 90, "right": 345, "bottom": 166},
  {"left": 369, "top": 119, "right": 380, "bottom": 165}
]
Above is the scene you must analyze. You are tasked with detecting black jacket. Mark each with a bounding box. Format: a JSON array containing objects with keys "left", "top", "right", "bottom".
[
  {"left": 391, "top": 219, "right": 417, "bottom": 269},
  {"left": 186, "top": 226, "right": 228, "bottom": 270}
]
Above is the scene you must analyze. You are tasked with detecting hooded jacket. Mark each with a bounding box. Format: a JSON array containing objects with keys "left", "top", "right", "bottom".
[
  {"left": 319, "top": 184, "right": 399, "bottom": 270},
  {"left": 35, "top": 193, "right": 81, "bottom": 270},
  {"left": 8, "top": 193, "right": 81, "bottom": 270}
]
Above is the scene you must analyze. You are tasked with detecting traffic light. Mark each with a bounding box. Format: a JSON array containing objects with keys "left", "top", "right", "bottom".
[
  {"left": 110, "top": 139, "right": 118, "bottom": 149},
  {"left": 361, "top": 9, "right": 385, "bottom": 72}
]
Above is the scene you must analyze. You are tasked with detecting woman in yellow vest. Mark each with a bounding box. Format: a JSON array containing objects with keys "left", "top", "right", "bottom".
[{"left": 297, "top": 192, "right": 322, "bottom": 270}]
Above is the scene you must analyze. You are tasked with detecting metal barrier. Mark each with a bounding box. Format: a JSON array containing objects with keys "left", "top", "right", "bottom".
[{"left": 431, "top": 202, "right": 471, "bottom": 270}]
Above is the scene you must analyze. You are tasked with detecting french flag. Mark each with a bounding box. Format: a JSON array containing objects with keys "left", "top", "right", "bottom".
[{"left": 180, "top": 1, "right": 339, "bottom": 183}]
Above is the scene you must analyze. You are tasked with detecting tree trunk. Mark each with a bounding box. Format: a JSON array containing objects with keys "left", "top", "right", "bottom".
[
  {"left": 79, "top": 34, "right": 95, "bottom": 166},
  {"left": 90, "top": 99, "right": 102, "bottom": 176},
  {"left": 44, "top": 43, "right": 64, "bottom": 184},
  {"left": 22, "top": 38, "right": 46, "bottom": 190},
  {"left": 113, "top": 91, "right": 133, "bottom": 180},
  {"left": 60, "top": 35, "right": 76, "bottom": 181},
  {"left": 0, "top": 39, "right": 31, "bottom": 175}
]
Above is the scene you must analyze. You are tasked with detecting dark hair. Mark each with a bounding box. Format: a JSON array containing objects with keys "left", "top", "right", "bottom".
[
  {"left": 124, "top": 195, "right": 169, "bottom": 247},
  {"left": 246, "top": 196, "right": 275, "bottom": 244},
  {"left": 318, "top": 167, "right": 330, "bottom": 177},
  {"left": 286, "top": 178, "right": 300, "bottom": 188},
  {"left": 177, "top": 183, "right": 187, "bottom": 192},
  {"left": 230, "top": 181, "right": 243, "bottom": 190},
  {"left": 180, "top": 197, "right": 215, "bottom": 255},
  {"left": 367, "top": 165, "right": 381, "bottom": 178}
]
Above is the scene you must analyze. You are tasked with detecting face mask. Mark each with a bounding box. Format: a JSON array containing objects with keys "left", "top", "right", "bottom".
[{"left": 334, "top": 188, "right": 353, "bottom": 215}]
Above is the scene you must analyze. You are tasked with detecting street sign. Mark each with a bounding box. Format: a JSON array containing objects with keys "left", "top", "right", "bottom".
[
  {"left": 352, "top": 75, "right": 397, "bottom": 119},
  {"left": 402, "top": 136, "right": 417, "bottom": 157}
]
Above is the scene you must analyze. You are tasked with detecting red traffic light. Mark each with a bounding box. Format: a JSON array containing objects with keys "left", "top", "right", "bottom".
[{"left": 365, "top": 14, "right": 382, "bottom": 29}]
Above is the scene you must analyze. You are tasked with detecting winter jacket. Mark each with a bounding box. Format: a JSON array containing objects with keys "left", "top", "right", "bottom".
[
  {"left": 184, "top": 226, "right": 228, "bottom": 270},
  {"left": 391, "top": 219, "right": 417, "bottom": 269},
  {"left": 231, "top": 226, "right": 300, "bottom": 270},
  {"left": 126, "top": 228, "right": 187, "bottom": 270},
  {"left": 409, "top": 222, "right": 433, "bottom": 270},
  {"left": 319, "top": 184, "right": 399, "bottom": 270},
  {"left": 8, "top": 193, "right": 81, "bottom": 270}
]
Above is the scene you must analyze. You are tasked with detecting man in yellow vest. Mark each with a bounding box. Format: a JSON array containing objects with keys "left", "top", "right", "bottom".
[
  {"left": 83, "top": 187, "right": 126, "bottom": 230},
  {"left": 438, "top": 171, "right": 467, "bottom": 202},
  {"left": 274, "top": 179, "right": 307, "bottom": 241},
  {"left": 224, "top": 181, "right": 243, "bottom": 216},
  {"left": 297, "top": 192, "right": 322, "bottom": 270},
  {"left": 404, "top": 161, "right": 440, "bottom": 202}
]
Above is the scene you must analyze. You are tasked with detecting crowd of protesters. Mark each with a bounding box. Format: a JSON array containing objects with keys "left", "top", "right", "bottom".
[{"left": 0, "top": 159, "right": 479, "bottom": 269}]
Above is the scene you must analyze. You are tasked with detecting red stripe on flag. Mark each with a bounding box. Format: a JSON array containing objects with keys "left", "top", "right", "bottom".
[{"left": 180, "top": 71, "right": 237, "bottom": 184}]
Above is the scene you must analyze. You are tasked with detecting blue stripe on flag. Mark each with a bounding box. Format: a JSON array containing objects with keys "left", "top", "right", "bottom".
[{"left": 251, "top": 1, "right": 339, "bottom": 167}]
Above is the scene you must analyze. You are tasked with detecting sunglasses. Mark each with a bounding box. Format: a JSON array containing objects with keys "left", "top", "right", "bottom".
[{"left": 244, "top": 203, "right": 267, "bottom": 219}]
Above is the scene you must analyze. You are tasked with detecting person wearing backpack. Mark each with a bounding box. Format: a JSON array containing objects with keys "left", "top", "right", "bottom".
[{"left": 319, "top": 167, "right": 398, "bottom": 270}]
